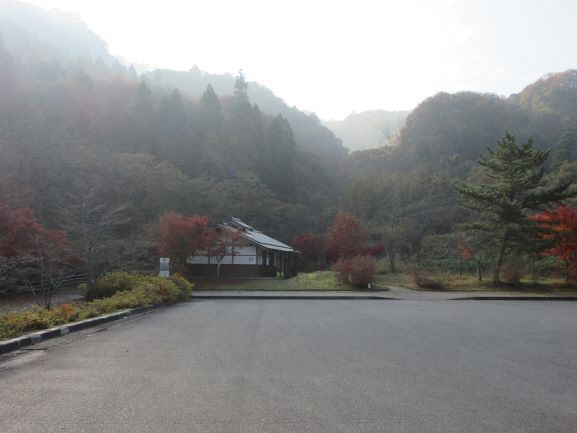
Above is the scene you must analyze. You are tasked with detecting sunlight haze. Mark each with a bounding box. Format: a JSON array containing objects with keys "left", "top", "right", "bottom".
[{"left": 19, "top": 0, "right": 577, "bottom": 119}]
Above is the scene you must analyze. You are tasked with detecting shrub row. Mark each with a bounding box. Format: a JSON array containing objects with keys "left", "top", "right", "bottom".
[{"left": 0, "top": 273, "right": 193, "bottom": 341}]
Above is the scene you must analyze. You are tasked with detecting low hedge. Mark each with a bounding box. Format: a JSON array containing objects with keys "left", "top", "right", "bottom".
[{"left": 0, "top": 273, "right": 193, "bottom": 341}]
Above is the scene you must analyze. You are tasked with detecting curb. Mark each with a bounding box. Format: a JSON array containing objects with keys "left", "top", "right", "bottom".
[
  {"left": 0, "top": 305, "right": 158, "bottom": 356},
  {"left": 192, "top": 295, "right": 396, "bottom": 300},
  {"left": 451, "top": 296, "right": 577, "bottom": 301}
]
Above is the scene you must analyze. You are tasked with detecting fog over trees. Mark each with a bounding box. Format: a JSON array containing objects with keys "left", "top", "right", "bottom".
[{"left": 2, "top": 2, "right": 577, "bottom": 284}]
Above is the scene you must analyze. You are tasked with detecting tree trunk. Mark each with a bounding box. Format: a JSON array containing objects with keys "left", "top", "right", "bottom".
[
  {"left": 216, "top": 262, "right": 221, "bottom": 278},
  {"left": 476, "top": 257, "right": 482, "bottom": 281},
  {"left": 389, "top": 252, "right": 396, "bottom": 274},
  {"left": 493, "top": 233, "right": 508, "bottom": 284}
]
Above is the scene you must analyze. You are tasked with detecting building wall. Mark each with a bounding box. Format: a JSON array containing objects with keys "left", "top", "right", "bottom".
[
  {"left": 186, "top": 245, "right": 295, "bottom": 279},
  {"left": 187, "top": 264, "right": 276, "bottom": 278},
  {"left": 187, "top": 246, "right": 258, "bottom": 265}
]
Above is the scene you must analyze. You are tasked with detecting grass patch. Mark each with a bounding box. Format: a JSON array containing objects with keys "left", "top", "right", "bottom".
[
  {"left": 0, "top": 273, "right": 193, "bottom": 341},
  {"left": 371, "top": 273, "right": 415, "bottom": 288},
  {"left": 194, "top": 270, "right": 394, "bottom": 291},
  {"left": 411, "top": 273, "right": 577, "bottom": 292}
]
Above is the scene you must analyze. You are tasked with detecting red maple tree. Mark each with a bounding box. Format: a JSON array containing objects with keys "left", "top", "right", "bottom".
[
  {"left": 293, "top": 233, "right": 325, "bottom": 268},
  {"left": 0, "top": 204, "right": 80, "bottom": 307},
  {"left": 364, "top": 243, "right": 385, "bottom": 257},
  {"left": 157, "top": 212, "right": 210, "bottom": 270},
  {"left": 531, "top": 206, "right": 577, "bottom": 280},
  {"left": 327, "top": 212, "right": 367, "bottom": 259},
  {"left": 205, "top": 228, "right": 240, "bottom": 278}
]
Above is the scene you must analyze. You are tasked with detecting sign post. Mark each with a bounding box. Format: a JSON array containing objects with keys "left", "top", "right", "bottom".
[{"left": 159, "top": 257, "right": 170, "bottom": 278}]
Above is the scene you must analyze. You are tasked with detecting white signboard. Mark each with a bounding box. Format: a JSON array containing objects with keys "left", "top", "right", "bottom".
[{"left": 159, "top": 257, "right": 170, "bottom": 278}]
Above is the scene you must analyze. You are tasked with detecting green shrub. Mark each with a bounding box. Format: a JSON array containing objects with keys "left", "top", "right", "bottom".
[
  {"left": 170, "top": 273, "right": 194, "bottom": 298},
  {"left": 0, "top": 273, "right": 195, "bottom": 341},
  {"left": 88, "top": 272, "right": 144, "bottom": 300}
]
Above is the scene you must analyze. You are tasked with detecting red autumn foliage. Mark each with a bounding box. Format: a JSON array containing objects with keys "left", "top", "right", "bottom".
[
  {"left": 364, "top": 243, "right": 385, "bottom": 257},
  {"left": 531, "top": 206, "right": 577, "bottom": 280},
  {"left": 205, "top": 228, "right": 241, "bottom": 277},
  {"left": 0, "top": 203, "right": 80, "bottom": 306},
  {"left": 456, "top": 235, "right": 473, "bottom": 261},
  {"left": 334, "top": 255, "right": 376, "bottom": 288},
  {"left": 327, "top": 212, "right": 367, "bottom": 259},
  {"left": 0, "top": 203, "right": 77, "bottom": 263},
  {"left": 157, "top": 213, "right": 210, "bottom": 267},
  {"left": 293, "top": 234, "right": 324, "bottom": 260}
]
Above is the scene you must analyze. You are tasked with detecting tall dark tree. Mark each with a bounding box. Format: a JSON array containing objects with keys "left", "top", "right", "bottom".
[
  {"left": 233, "top": 70, "right": 249, "bottom": 107},
  {"left": 453, "top": 132, "right": 577, "bottom": 283},
  {"left": 199, "top": 84, "right": 222, "bottom": 134},
  {"left": 265, "top": 115, "right": 297, "bottom": 199},
  {"left": 0, "top": 34, "right": 17, "bottom": 128}
]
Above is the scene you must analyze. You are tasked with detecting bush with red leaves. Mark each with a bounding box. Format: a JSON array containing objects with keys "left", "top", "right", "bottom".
[{"left": 334, "top": 255, "right": 376, "bottom": 288}]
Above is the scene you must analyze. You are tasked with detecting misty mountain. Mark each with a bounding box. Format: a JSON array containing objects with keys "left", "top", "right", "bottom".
[
  {"left": 339, "top": 70, "right": 577, "bottom": 257},
  {"left": 2, "top": 0, "right": 577, "bottom": 256},
  {"left": 0, "top": 1, "right": 113, "bottom": 63},
  {"left": 143, "top": 68, "right": 349, "bottom": 169},
  {"left": 324, "top": 110, "right": 409, "bottom": 151},
  {"left": 0, "top": 1, "right": 343, "bottom": 242}
]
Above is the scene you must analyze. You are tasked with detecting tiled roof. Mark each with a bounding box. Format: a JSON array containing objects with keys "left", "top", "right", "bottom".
[{"left": 222, "top": 218, "right": 295, "bottom": 252}]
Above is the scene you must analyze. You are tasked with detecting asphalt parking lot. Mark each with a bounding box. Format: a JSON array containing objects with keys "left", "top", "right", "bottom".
[{"left": 1, "top": 299, "right": 576, "bottom": 433}]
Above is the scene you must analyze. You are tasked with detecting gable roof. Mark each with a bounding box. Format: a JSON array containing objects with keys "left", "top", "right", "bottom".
[{"left": 221, "top": 217, "right": 295, "bottom": 253}]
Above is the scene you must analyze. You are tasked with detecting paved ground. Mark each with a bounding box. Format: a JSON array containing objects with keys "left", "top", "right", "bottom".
[{"left": 1, "top": 299, "right": 577, "bottom": 433}]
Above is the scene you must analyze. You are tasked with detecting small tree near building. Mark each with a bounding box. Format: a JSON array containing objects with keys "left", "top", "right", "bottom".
[
  {"left": 293, "top": 233, "right": 326, "bottom": 270},
  {"left": 205, "top": 228, "right": 240, "bottom": 278},
  {"left": 158, "top": 213, "right": 210, "bottom": 272}
]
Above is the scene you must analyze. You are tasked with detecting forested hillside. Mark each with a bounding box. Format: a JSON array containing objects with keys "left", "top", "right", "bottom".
[
  {"left": 2, "top": 1, "right": 577, "bottom": 278},
  {"left": 341, "top": 72, "right": 577, "bottom": 266},
  {"left": 0, "top": 2, "right": 346, "bottom": 245},
  {"left": 143, "top": 68, "right": 349, "bottom": 169}
]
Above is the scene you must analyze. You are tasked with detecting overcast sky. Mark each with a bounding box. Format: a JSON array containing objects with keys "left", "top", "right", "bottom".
[{"left": 23, "top": 0, "right": 577, "bottom": 120}]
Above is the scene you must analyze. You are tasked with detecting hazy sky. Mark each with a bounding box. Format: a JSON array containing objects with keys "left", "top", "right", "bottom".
[{"left": 22, "top": 0, "right": 577, "bottom": 120}]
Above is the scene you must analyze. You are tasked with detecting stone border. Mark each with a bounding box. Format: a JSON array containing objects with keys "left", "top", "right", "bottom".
[
  {"left": 0, "top": 305, "right": 158, "bottom": 355},
  {"left": 452, "top": 296, "right": 577, "bottom": 301},
  {"left": 192, "top": 295, "right": 396, "bottom": 300}
]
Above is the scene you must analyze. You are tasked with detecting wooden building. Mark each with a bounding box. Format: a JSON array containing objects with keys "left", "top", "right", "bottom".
[{"left": 187, "top": 218, "right": 297, "bottom": 278}]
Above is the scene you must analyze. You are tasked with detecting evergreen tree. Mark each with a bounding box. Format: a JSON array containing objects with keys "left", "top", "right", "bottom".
[
  {"left": 453, "top": 132, "right": 577, "bottom": 283},
  {"left": 266, "top": 115, "right": 296, "bottom": 199},
  {"left": 233, "top": 69, "right": 249, "bottom": 106},
  {"left": 230, "top": 70, "right": 251, "bottom": 120},
  {"left": 199, "top": 84, "right": 222, "bottom": 134}
]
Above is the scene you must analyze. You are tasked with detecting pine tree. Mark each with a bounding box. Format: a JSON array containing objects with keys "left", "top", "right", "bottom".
[
  {"left": 199, "top": 84, "right": 222, "bottom": 134},
  {"left": 453, "top": 132, "right": 577, "bottom": 283},
  {"left": 233, "top": 69, "right": 249, "bottom": 105},
  {"left": 265, "top": 115, "right": 296, "bottom": 199}
]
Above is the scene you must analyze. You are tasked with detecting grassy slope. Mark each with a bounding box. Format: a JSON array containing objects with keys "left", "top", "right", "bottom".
[
  {"left": 193, "top": 271, "right": 394, "bottom": 291},
  {"left": 433, "top": 275, "right": 577, "bottom": 292}
]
